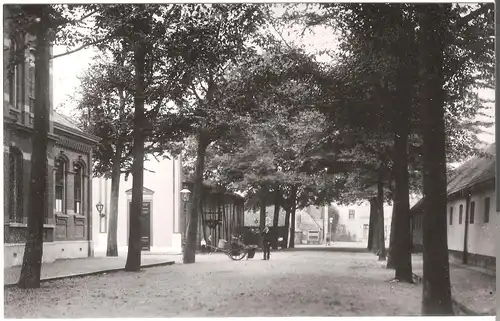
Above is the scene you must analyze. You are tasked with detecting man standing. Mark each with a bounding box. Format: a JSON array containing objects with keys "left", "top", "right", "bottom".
[
  {"left": 262, "top": 226, "right": 271, "bottom": 260},
  {"left": 200, "top": 238, "right": 207, "bottom": 254},
  {"left": 207, "top": 234, "right": 212, "bottom": 255}
]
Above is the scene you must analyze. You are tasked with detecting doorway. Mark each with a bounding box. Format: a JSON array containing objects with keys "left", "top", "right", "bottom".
[{"left": 129, "top": 201, "right": 151, "bottom": 251}]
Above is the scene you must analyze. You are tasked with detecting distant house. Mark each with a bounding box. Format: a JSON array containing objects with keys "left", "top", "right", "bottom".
[
  {"left": 331, "top": 203, "right": 393, "bottom": 244},
  {"left": 410, "top": 143, "right": 496, "bottom": 271},
  {"left": 243, "top": 205, "right": 326, "bottom": 245},
  {"left": 244, "top": 206, "right": 286, "bottom": 227},
  {"left": 295, "top": 208, "right": 323, "bottom": 245}
]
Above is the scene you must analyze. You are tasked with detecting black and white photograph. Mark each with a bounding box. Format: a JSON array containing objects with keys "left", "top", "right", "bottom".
[{"left": 2, "top": 2, "right": 496, "bottom": 318}]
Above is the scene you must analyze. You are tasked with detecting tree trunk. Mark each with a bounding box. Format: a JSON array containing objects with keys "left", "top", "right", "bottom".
[
  {"left": 377, "top": 170, "right": 386, "bottom": 261},
  {"left": 259, "top": 188, "right": 266, "bottom": 232},
  {"left": 391, "top": 30, "right": 414, "bottom": 282},
  {"left": 107, "top": 50, "right": 127, "bottom": 258},
  {"left": 18, "top": 5, "right": 50, "bottom": 288},
  {"left": 386, "top": 205, "right": 397, "bottom": 269},
  {"left": 106, "top": 149, "right": 121, "bottom": 257},
  {"left": 183, "top": 133, "right": 208, "bottom": 264},
  {"left": 367, "top": 197, "right": 377, "bottom": 251},
  {"left": 272, "top": 186, "right": 280, "bottom": 249},
  {"left": 418, "top": 5, "right": 453, "bottom": 315},
  {"left": 283, "top": 209, "right": 290, "bottom": 249},
  {"left": 289, "top": 185, "right": 298, "bottom": 248},
  {"left": 125, "top": 17, "right": 148, "bottom": 271}
]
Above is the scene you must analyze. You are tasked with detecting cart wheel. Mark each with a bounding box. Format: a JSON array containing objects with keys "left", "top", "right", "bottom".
[{"left": 228, "top": 251, "right": 247, "bottom": 261}]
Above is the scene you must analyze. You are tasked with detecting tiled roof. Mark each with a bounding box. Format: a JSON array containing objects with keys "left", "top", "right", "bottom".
[
  {"left": 53, "top": 111, "right": 82, "bottom": 132},
  {"left": 447, "top": 143, "right": 495, "bottom": 195},
  {"left": 410, "top": 143, "right": 495, "bottom": 214}
]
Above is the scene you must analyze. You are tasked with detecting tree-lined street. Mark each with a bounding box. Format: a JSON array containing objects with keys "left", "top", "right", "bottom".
[
  {"left": 4, "top": 3, "right": 495, "bottom": 316},
  {"left": 4, "top": 249, "right": 495, "bottom": 318}
]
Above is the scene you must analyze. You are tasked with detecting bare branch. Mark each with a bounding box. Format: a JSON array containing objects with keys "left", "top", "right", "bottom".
[{"left": 51, "top": 35, "right": 113, "bottom": 60}]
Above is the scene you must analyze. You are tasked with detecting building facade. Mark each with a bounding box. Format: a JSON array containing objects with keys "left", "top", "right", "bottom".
[
  {"left": 332, "top": 203, "right": 393, "bottom": 245},
  {"left": 92, "top": 157, "right": 184, "bottom": 255},
  {"left": 4, "top": 9, "right": 99, "bottom": 267},
  {"left": 411, "top": 143, "right": 496, "bottom": 271}
]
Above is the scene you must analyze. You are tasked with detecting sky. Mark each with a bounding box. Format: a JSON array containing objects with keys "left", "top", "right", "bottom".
[{"left": 52, "top": 5, "right": 495, "bottom": 146}]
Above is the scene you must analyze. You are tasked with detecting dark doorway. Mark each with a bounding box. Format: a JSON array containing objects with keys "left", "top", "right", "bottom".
[{"left": 129, "top": 201, "right": 151, "bottom": 251}]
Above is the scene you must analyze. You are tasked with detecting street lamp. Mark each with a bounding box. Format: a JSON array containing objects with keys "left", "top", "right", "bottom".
[
  {"left": 180, "top": 187, "right": 191, "bottom": 244},
  {"left": 180, "top": 188, "right": 191, "bottom": 202},
  {"left": 96, "top": 201, "right": 104, "bottom": 218}
]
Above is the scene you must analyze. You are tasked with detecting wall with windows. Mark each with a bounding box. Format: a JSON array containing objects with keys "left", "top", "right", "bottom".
[
  {"left": 411, "top": 182, "right": 496, "bottom": 270},
  {"left": 333, "top": 202, "right": 393, "bottom": 243},
  {"left": 446, "top": 188, "right": 496, "bottom": 259},
  {"left": 3, "top": 11, "right": 98, "bottom": 267}
]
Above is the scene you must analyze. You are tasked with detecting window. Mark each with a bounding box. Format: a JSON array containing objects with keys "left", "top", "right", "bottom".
[
  {"left": 484, "top": 197, "right": 490, "bottom": 223},
  {"left": 469, "top": 201, "right": 475, "bottom": 224},
  {"left": 54, "top": 158, "right": 66, "bottom": 213},
  {"left": 459, "top": 204, "right": 463, "bottom": 224},
  {"left": 74, "top": 164, "right": 83, "bottom": 214},
  {"left": 27, "top": 51, "right": 35, "bottom": 113},
  {"left": 348, "top": 209, "right": 355, "bottom": 220},
  {"left": 449, "top": 206, "right": 453, "bottom": 225},
  {"left": 7, "top": 38, "right": 17, "bottom": 106},
  {"left": 9, "top": 147, "right": 23, "bottom": 222}
]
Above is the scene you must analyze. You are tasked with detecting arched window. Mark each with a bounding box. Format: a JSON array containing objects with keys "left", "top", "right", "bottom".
[
  {"left": 9, "top": 146, "right": 23, "bottom": 222},
  {"left": 74, "top": 163, "right": 84, "bottom": 214},
  {"left": 27, "top": 50, "right": 35, "bottom": 113},
  {"left": 54, "top": 157, "right": 67, "bottom": 213}
]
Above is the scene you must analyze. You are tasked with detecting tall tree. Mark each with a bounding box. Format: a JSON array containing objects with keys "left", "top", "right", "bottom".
[
  {"left": 16, "top": 5, "right": 51, "bottom": 289},
  {"left": 418, "top": 4, "right": 453, "bottom": 315},
  {"left": 75, "top": 49, "right": 134, "bottom": 257},
  {"left": 176, "top": 5, "right": 268, "bottom": 264},
  {"left": 88, "top": 4, "right": 193, "bottom": 270}
]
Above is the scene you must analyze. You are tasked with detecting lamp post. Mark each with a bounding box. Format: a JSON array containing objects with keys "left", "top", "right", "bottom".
[
  {"left": 180, "top": 187, "right": 191, "bottom": 246},
  {"left": 96, "top": 201, "right": 104, "bottom": 218},
  {"left": 329, "top": 217, "right": 333, "bottom": 240}
]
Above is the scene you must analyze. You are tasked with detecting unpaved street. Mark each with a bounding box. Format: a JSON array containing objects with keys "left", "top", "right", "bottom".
[{"left": 5, "top": 251, "right": 423, "bottom": 318}]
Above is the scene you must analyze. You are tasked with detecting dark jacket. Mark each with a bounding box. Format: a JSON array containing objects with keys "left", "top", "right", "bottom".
[{"left": 262, "top": 229, "right": 272, "bottom": 243}]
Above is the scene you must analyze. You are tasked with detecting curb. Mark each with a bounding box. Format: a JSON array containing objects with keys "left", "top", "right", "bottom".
[
  {"left": 4, "top": 260, "right": 175, "bottom": 289},
  {"left": 452, "top": 298, "right": 492, "bottom": 316},
  {"left": 412, "top": 272, "right": 490, "bottom": 316}
]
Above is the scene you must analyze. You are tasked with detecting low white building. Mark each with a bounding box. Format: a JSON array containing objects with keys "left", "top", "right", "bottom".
[
  {"left": 91, "top": 156, "right": 183, "bottom": 256},
  {"left": 332, "top": 203, "right": 392, "bottom": 244},
  {"left": 411, "top": 143, "right": 496, "bottom": 271},
  {"left": 331, "top": 195, "right": 420, "bottom": 245}
]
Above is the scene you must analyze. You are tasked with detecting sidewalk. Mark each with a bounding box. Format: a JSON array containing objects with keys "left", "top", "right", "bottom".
[
  {"left": 411, "top": 254, "right": 496, "bottom": 315},
  {"left": 4, "top": 254, "right": 181, "bottom": 286}
]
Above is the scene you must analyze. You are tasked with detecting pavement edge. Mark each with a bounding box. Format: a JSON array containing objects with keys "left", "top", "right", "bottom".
[{"left": 4, "top": 260, "right": 175, "bottom": 289}]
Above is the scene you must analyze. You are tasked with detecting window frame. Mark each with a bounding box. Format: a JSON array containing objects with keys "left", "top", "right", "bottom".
[
  {"left": 449, "top": 206, "right": 453, "bottom": 225},
  {"left": 27, "top": 50, "right": 35, "bottom": 113},
  {"left": 484, "top": 197, "right": 490, "bottom": 223},
  {"left": 74, "top": 164, "right": 83, "bottom": 215},
  {"left": 348, "top": 209, "right": 355, "bottom": 220},
  {"left": 54, "top": 157, "right": 67, "bottom": 214},
  {"left": 8, "top": 146, "right": 23, "bottom": 223},
  {"left": 459, "top": 204, "right": 463, "bottom": 224}
]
